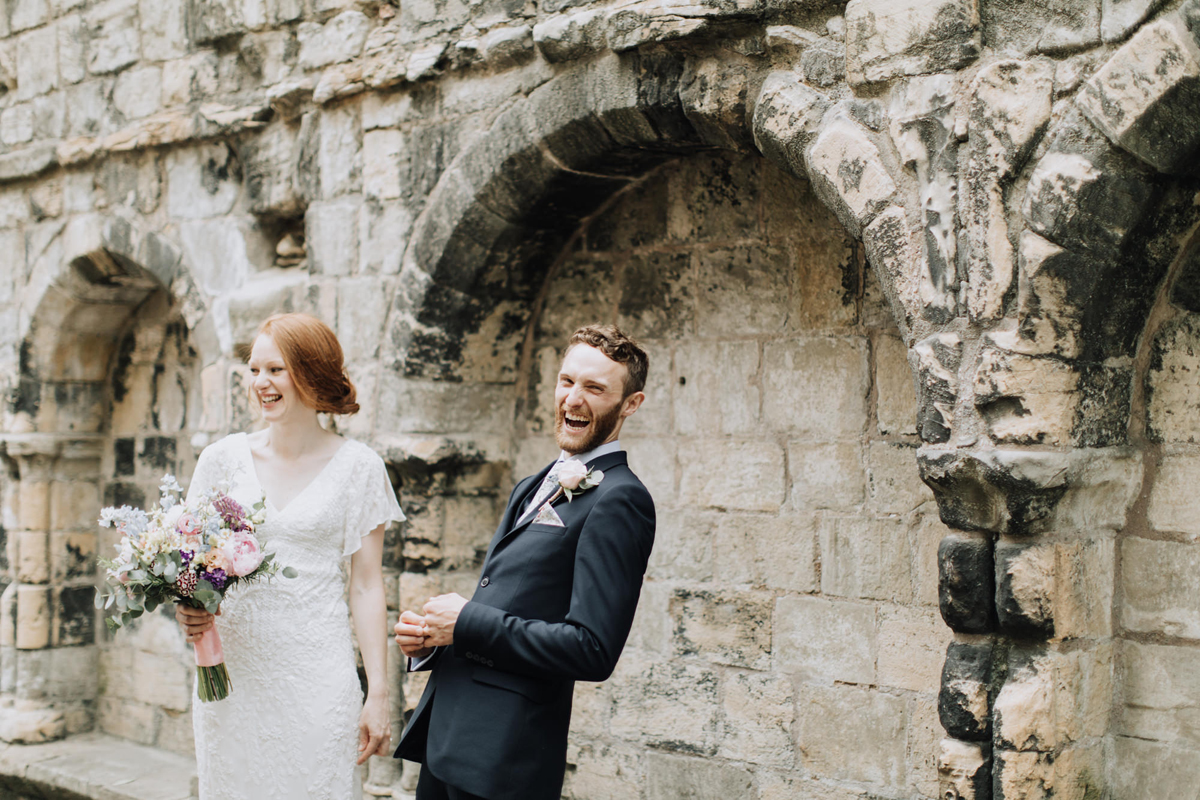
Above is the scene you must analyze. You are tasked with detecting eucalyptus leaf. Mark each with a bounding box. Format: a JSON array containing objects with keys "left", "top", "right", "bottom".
[
  {"left": 282, "top": 567, "right": 298, "bottom": 579},
  {"left": 93, "top": 591, "right": 105, "bottom": 610},
  {"left": 105, "top": 593, "right": 115, "bottom": 610}
]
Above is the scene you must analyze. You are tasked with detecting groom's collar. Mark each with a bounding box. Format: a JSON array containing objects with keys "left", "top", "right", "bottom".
[{"left": 558, "top": 439, "right": 622, "bottom": 466}]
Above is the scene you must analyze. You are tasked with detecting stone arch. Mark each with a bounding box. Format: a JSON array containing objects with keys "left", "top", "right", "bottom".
[{"left": 0, "top": 214, "right": 213, "bottom": 745}]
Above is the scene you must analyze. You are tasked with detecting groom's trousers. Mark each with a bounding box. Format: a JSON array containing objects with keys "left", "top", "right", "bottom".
[{"left": 416, "top": 764, "right": 487, "bottom": 800}]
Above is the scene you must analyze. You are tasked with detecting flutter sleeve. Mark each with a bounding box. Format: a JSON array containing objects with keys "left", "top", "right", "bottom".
[
  {"left": 343, "top": 446, "right": 404, "bottom": 558},
  {"left": 185, "top": 438, "right": 224, "bottom": 505}
]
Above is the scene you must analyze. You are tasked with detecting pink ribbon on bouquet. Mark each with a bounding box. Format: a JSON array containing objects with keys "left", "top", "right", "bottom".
[{"left": 194, "top": 628, "right": 225, "bottom": 668}]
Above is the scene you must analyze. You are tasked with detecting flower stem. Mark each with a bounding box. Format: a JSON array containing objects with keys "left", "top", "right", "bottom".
[{"left": 196, "top": 663, "right": 231, "bottom": 702}]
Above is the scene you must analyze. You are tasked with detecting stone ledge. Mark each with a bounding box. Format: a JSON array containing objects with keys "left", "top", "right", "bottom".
[{"left": 0, "top": 733, "right": 195, "bottom": 800}]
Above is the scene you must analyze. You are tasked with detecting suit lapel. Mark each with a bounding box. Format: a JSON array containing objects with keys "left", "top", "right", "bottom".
[{"left": 487, "top": 451, "right": 631, "bottom": 556}]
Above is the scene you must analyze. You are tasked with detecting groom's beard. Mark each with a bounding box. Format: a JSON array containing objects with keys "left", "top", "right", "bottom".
[{"left": 555, "top": 401, "right": 623, "bottom": 454}]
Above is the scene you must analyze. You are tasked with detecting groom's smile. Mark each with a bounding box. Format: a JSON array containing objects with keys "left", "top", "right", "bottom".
[{"left": 553, "top": 343, "right": 642, "bottom": 454}]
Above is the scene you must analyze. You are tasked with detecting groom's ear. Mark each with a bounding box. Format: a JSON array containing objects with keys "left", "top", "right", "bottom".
[{"left": 620, "top": 391, "right": 645, "bottom": 418}]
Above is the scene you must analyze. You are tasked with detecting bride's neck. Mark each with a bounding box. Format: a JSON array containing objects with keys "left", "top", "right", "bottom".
[{"left": 263, "top": 414, "right": 332, "bottom": 460}]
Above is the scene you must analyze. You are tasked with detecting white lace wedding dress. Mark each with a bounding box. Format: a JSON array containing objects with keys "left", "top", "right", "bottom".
[{"left": 185, "top": 432, "right": 404, "bottom": 800}]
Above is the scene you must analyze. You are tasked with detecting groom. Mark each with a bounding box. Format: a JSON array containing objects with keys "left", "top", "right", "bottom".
[{"left": 393, "top": 324, "right": 656, "bottom": 800}]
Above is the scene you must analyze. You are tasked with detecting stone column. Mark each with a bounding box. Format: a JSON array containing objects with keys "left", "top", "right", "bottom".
[
  {"left": 922, "top": 447, "right": 1139, "bottom": 800},
  {"left": 0, "top": 434, "right": 103, "bottom": 743}
]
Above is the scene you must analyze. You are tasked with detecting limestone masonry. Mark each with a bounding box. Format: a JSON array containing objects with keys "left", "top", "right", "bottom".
[{"left": 0, "top": 0, "right": 1198, "bottom": 797}]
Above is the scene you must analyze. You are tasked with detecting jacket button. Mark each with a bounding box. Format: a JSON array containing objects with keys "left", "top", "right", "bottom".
[{"left": 480, "top": 577, "right": 490, "bottom": 587}]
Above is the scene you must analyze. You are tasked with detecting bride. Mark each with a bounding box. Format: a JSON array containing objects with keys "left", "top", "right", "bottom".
[{"left": 174, "top": 313, "right": 403, "bottom": 799}]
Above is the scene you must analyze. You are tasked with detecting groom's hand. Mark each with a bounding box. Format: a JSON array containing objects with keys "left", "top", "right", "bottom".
[
  {"left": 395, "top": 610, "right": 433, "bottom": 659},
  {"left": 421, "top": 593, "right": 467, "bottom": 647}
]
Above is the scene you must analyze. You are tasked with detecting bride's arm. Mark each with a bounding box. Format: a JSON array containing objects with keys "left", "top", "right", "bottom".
[{"left": 350, "top": 525, "right": 391, "bottom": 763}]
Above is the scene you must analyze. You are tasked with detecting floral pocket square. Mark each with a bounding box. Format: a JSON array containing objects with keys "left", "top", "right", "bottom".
[{"left": 532, "top": 503, "right": 566, "bottom": 527}]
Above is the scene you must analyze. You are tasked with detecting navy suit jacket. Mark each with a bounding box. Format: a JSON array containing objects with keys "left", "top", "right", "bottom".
[{"left": 395, "top": 450, "right": 655, "bottom": 800}]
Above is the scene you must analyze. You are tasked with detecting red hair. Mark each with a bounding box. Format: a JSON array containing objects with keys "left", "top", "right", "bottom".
[{"left": 252, "top": 313, "right": 359, "bottom": 415}]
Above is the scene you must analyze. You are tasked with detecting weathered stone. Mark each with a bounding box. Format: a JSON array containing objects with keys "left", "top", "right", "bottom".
[
  {"left": 86, "top": 0, "right": 141, "bottom": 75},
  {"left": 305, "top": 198, "right": 361, "bottom": 276},
  {"left": 752, "top": 72, "right": 830, "bottom": 180},
  {"left": 678, "top": 440, "right": 785, "bottom": 511},
  {"left": 669, "top": 588, "right": 773, "bottom": 669},
  {"left": 878, "top": 604, "right": 950, "bottom": 691},
  {"left": 761, "top": 337, "right": 869, "bottom": 439},
  {"left": 995, "top": 540, "right": 1055, "bottom": 639},
  {"left": 887, "top": 76, "right": 958, "bottom": 322},
  {"left": 862, "top": 205, "right": 919, "bottom": 336},
  {"left": 563, "top": 742, "right": 642, "bottom": 800},
  {"left": 875, "top": 335, "right": 917, "bottom": 436},
  {"left": 938, "top": 739, "right": 991, "bottom": 800},
  {"left": 774, "top": 595, "right": 876, "bottom": 684},
  {"left": 113, "top": 67, "right": 162, "bottom": 121},
  {"left": 678, "top": 56, "right": 753, "bottom": 152},
  {"left": 178, "top": 217, "right": 254, "bottom": 296},
  {"left": 789, "top": 442, "right": 866, "bottom": 510},
  {"left": 994, "top": 644, "right": 1112, "bottom": 751},
  {"left": 1023, "top": 143, "right": 1156, "bottom": 259},
  {"left": 139, "top": 0, "right": 188, "bottom": 62},
  {"left": 963, "top": 60, "right": 1054, "bottom": 321},
  {"left": 1079, "top": 16, "right": 1200, "bottom": 174},
  {"left": 166, "top": 142, "right": 242, "bottom": 221},
  {"left": 1102, "top": 0, "right": 1161, "bottom": 41},
  {"left": 297, "top": 11, "right": 371, "bottom": 70},
  {"left": 939, "top": 532, "right": 995, "bottom": 633},
  {"left": 16, "top": 25, "right": 58, "bottom": 101},
  {"left": 1111, "top": 737, "right": 1200, "bottom": 799},
  {"left": 534, "top": 10, "right": 607, "bottom": 63},
  {"left": 845, "top": 0, "right": 980, "bottom": 85},
  {"left": 940, "top": 641, "right": 993, "bottom": 741},
  {"left": 695, "top": 246, "right": 790, "bottom": 333},
  {"left": 644, "top": 753, "right": 756, "bottom": 800},
  {"left": 912, "top": 332, "right": 960, "bottom": 444},
  {"left": 673, "top": 340, "right": 760, "bottom": 436},
  {"left": 868, "top": 441, "right": 932, "bottom": 513},
  {"left": 1149, "top": 452, "right": 1200, "bottom": 533},
  {"left": 1121, "top": 536, "right": 1200, "bottom": 638},
  {"left": 0, "top": 143, "right": 56, "bottom": 185},
  {"left": 718, "top": 671, "right": 794, "bottom": 767},
  {"left": 609, "top": 658, "right": 720, "bottom": 754},
  {"left": 794, "top": 682, "right": 907, "bottom": 788},
  {"left": 711, "top": 513, "right": 818, "bottom": 591},
  {"left": 1118, "top": 640, "right": 1200, "bottom": 748},
  {"left": 805, "top": 115, "right": 896, "bottom": 238},
  {"left": 605, "top": 2, "right": 715, "bottom": 52},
  {"left": 982, "top": 0, "right": 1101, "bottom": 55},
  {"left": 973, "top": 348, "right": 1079, "bottom": 445},
  {"left": 1, "top": 105, "right": 34, "bottom": 146},
  {"left": 819, "top": 516, "right": 910, "bottom": 601}
]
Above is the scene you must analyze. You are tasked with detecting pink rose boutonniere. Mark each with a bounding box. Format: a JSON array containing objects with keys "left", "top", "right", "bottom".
[{"left": 557, "top": 460, "right": 604, "bottom": 501}]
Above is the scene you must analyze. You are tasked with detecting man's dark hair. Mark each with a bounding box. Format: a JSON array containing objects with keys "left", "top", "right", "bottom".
[{"left": 567, "top": 324, "right": 649, "bottom": 397}]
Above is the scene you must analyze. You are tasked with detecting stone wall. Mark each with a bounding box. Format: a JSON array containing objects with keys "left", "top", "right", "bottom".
[
  {"left": 1, "top": 0, "right": 1200, "bottom": 797},
  {"left": 520, "top": 151, "right": 952, "bottom": 798}
]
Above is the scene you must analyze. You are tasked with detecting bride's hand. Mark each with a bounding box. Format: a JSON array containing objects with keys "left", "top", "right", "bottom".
[
  {"left": 175, "top": 603, "right": 219, "bottom": 643},
  {"left": 356, "top": 694, "right": 392, "bottom": 764}
]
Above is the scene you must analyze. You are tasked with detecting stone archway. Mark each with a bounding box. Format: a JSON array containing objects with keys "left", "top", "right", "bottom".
[
  {"left": 0, "top": 215, "right": 212, "bottom": 745},
  {"left": 379, "top": 16, "right": 1200, "bottom": 794}
]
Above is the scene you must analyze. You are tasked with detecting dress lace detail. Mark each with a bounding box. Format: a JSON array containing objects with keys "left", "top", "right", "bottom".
[{"left": 187, "top": 433, "right": 404, "bottom": 800}]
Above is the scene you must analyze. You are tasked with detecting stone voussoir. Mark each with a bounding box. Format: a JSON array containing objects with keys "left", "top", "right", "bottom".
[{"left": 1078, "top": 13, "right": 1200, "bottom": 174}]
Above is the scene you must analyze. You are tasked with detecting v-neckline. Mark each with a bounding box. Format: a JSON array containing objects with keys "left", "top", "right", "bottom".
[{"left": 241, "top": 433, "right": 351, "bottom": 515}]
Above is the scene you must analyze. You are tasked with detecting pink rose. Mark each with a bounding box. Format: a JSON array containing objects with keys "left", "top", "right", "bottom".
[
  {"left": 557, "top": 460, "right": 589, "bottom": 491},
  {"left": 176, "top": 513, "right": 202, "bottom": 537},
  {"left": 220, "top": 531, "right": 265, "bottom": 577}
]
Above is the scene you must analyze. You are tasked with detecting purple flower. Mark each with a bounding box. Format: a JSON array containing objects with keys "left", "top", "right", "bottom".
[
  {"left": 212, "top": 495, "right": 247, "bottom": 529},
  {"left": 180, "top": 549, "right": 194, "bottom": 565},
  {"left": 204, "top": 568, "right": 228, "bottom": 591}
]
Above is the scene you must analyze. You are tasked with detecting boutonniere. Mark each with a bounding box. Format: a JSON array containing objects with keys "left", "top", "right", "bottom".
[{"left": 556, "top": 460, "right": 604, "bottom": 501}]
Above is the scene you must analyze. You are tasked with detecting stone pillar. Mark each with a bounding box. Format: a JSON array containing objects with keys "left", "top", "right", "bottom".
[
  {"left": 921, "top": 447, "right": 1138, "bottom": 800},
  {"left": 0, "top": 434, "right": 103, "bottom": 744}
]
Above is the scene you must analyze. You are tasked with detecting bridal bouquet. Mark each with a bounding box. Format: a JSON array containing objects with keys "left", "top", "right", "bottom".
[{"left": 96, "top": 473, "right": 296, "bottom": 702}]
